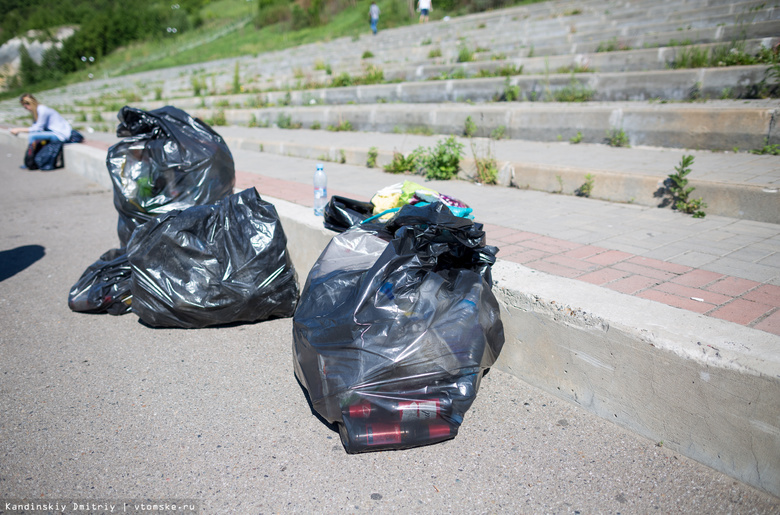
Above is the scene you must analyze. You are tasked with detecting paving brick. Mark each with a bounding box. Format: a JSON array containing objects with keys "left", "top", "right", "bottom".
[
  {"left": 604, "top": 275, "right": 659, "bottom": 295},
  {"left": 536, "top": 235, "right": 582, "bottom": 251},
  {"left": 626, "top": 256, "right": 692, "bottom": 275},
  {"left": 743, "top": 284, "right": 780, "bottom": 308},
  {"left": 613, "top": 262, "right": 676, "bottom": 281},
  {"left": 671, "top": 269, "right": 725, "bottom": 288},
  {"left": 496, "top": 244, "right": 531, "bottom": 258},
  {"left": 636, "top": 289, "right": 713, "bottom": 314},
  {"left": 546, "top": 254, "right": 601, "bottom": 272},
  {"left": 576, "top": 268, "right": 631, "bottom": 286},
  {"left": 502, "top": 249, "right": 552, "bottom": 265},
  {"left": 501, "top": 231, "right": 540, "bottom": 244},
  {"left": 562, "top": 245, "right": 609, "bottom": 260},
  {"left": 523, "top": 236, "right": 581, "bottom": 254},
  {"left": 654, "top": 282, "right": 732, "bottom": 306},
  {"left": 710, "top": 299, "right": 775, "bottom": 326},
  {"left": 753, "top": 309, "right": 780, "bottom": 336},
  {"left": 526, "top": 260, "right": 584, "bottom": 279},
  {"left": 705, "top": 276, "right": 761, "bottom": 297},
  {"left": 483, "top": 224, "right": 519, "bottom": 241},
  {"left": 585, "top": 250, "right": 633, "bottom": 266}
]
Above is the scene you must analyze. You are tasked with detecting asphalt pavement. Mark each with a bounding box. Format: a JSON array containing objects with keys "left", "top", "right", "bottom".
[{"left": 1, "top": 139, "right": 779, "bottom": 513}]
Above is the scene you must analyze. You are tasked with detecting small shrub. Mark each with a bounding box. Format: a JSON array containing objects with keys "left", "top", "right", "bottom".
[
  {"left": 497, "top": 64, "right": 523, "bottom": 76},
  {"left": 575, "top": 173, "right": 595, "bottom": 197},
  {"left": 464, "top": 116, "right": 478, "bottom": 137},
  {"left": 667, "top": 155, "right": 706, "bottom": 217},
  {"left": 596, "top": 37, "right": 630, "bottom": 53},
  {"left": 232, "top": 62, "right": 241, "bottom": 94},
  {"left": 553, "top": 77, "right": 595, "bottom": 102},
  {"left": 428, "top": 48, "right": 442, "bottom": 58},
  {"left": 360, "top": 64, "right": 384, "bottom": 85},
  {"left": 605, "top": 127, "right": 630, "bottom": 147},
  {"left": 470, "top": 140, "right": 498, "bottom": 185},
  {"left": 496, "top": 78, "right": 520, "bottom": 101},
  {"left": 674, "top": 46, "right": 708, "bottom": 68},
  {"left": 421, "top": 37, "right": 432, "bottom": 46},
  {"left": 367, "top": 146, "right": 378, "bottom": 168},
  {"left": 276, "top": 113, "right": 301, "bottom": 129},
  {"left": 327, "top": 119, "right": 353, "bottom": 132},
  {"left": 457, "top": 44, "right": 474, "bottom": 63},
  {"left": 362, "top": 50, "right": 374, "bottom": 59},
  {"left": 750, "top": 138, "right": 780, "bottom": 155},
  {"left": 419, "top": 136, "right": 464, "bottom": 180},
  {"left": 331, "top": 72, "right": 353, "bottom": 87},
  {"left": 310, "top": 120, "right": 321, "bottom": 130},
  {"left": 384, "top": 151, "right": 417, "bottom": 174},
  {"left": 490, "top": 126, "right": 506, "bottom": 140},
  {"left": 210, "top": 110, "right": 227, "bottom": 126},
  {"left": 191, "top": 76, "right": 206, "bottom": 96},
  {"left": 570, "top": 131, "right": 583, "bottom": 144}
]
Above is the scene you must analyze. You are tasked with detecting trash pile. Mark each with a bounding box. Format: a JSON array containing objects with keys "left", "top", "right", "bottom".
[
  {"left": 294, "top": 202, "right": 504, "bottom": 453},
  {"left": 324, "top": 180, "right": 472, "bottom": 232},
  {"left": 68, "top": 106, "right": 298, "bottom": 327}
]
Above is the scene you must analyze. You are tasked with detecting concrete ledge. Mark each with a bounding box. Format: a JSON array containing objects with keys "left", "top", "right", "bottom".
[
  {"left": 491, "top": 260, "right": 780, "bottom": 499},
  {"left": 11, "top": 128, "right": 778, "bottom": 498}
]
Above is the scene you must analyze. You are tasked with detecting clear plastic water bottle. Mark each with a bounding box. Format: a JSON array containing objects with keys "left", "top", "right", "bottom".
[{"left": 313, "top": 163, "right": 327, "bottom": 216}]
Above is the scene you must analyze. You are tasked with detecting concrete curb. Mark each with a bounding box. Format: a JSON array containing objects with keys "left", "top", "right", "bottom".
[{"left": 7, "top": 131, "right": 776, "bottom": 498}]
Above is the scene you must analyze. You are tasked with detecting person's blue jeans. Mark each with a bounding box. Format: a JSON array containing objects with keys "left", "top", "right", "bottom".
[
  {"left": 28, "top": 131, "right": 62, "bottom": 144},
  {"left": 370, "top": 18, "right": 378, "bottom": 34}
]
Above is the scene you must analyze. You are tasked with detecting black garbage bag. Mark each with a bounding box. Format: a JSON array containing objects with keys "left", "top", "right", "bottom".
[
  {"left": 67, "top": 248, "right": 132, "bottom": 315},
  {"left": 107, "top": 105, "right": 235, "bottom": 247},
  {"left": 323, "top": 196, "right": 374, "bottom": 232},
  {"left": 293, "top": 202, "right": 504, "bottom": 453},
  {"left": 127, "top": 187, "right": 299, "bottom": 328}
]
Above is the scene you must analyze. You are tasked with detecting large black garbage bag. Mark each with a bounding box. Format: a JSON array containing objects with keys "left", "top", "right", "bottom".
[
  {"left": 293, "top": 202, "right": 504, "bottom": 453},
  {"left": 67, "top": 248, "right": 132, "bottom": 315},
  {"left": 127, "top": 187, "right": 299, "bottom": 328},
  {"left": 107, "top": 105, "right": 235, "bottom": 247}
]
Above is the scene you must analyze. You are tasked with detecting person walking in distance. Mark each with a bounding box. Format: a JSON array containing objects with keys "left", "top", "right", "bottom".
[
  {"left": 369, "top": 2, "right": 381, "bottom": 35},
  {"left": 417, "top": 0, "right": 431, "bottom": 23}
]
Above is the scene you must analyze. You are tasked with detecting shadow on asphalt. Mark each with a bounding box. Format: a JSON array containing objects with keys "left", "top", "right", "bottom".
[{"left": 0, "top": 244, "right": 45, "bottom": 282}]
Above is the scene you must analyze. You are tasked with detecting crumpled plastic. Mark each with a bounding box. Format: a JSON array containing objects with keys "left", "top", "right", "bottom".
[
  {"left": 107, "top": 105, "right": 236, "bottom": 247},
  {"left": 127, "top": 187, "right": 299, "bottom": 328},
  {"left": 67, "top": 248, "right": 132, "bottom": 315},
  {"left": 323, "top": 195, "right": 374, "bottom": 233},
  {"left": 293, "top": 202, "right": 503, "bottom": 453}
]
